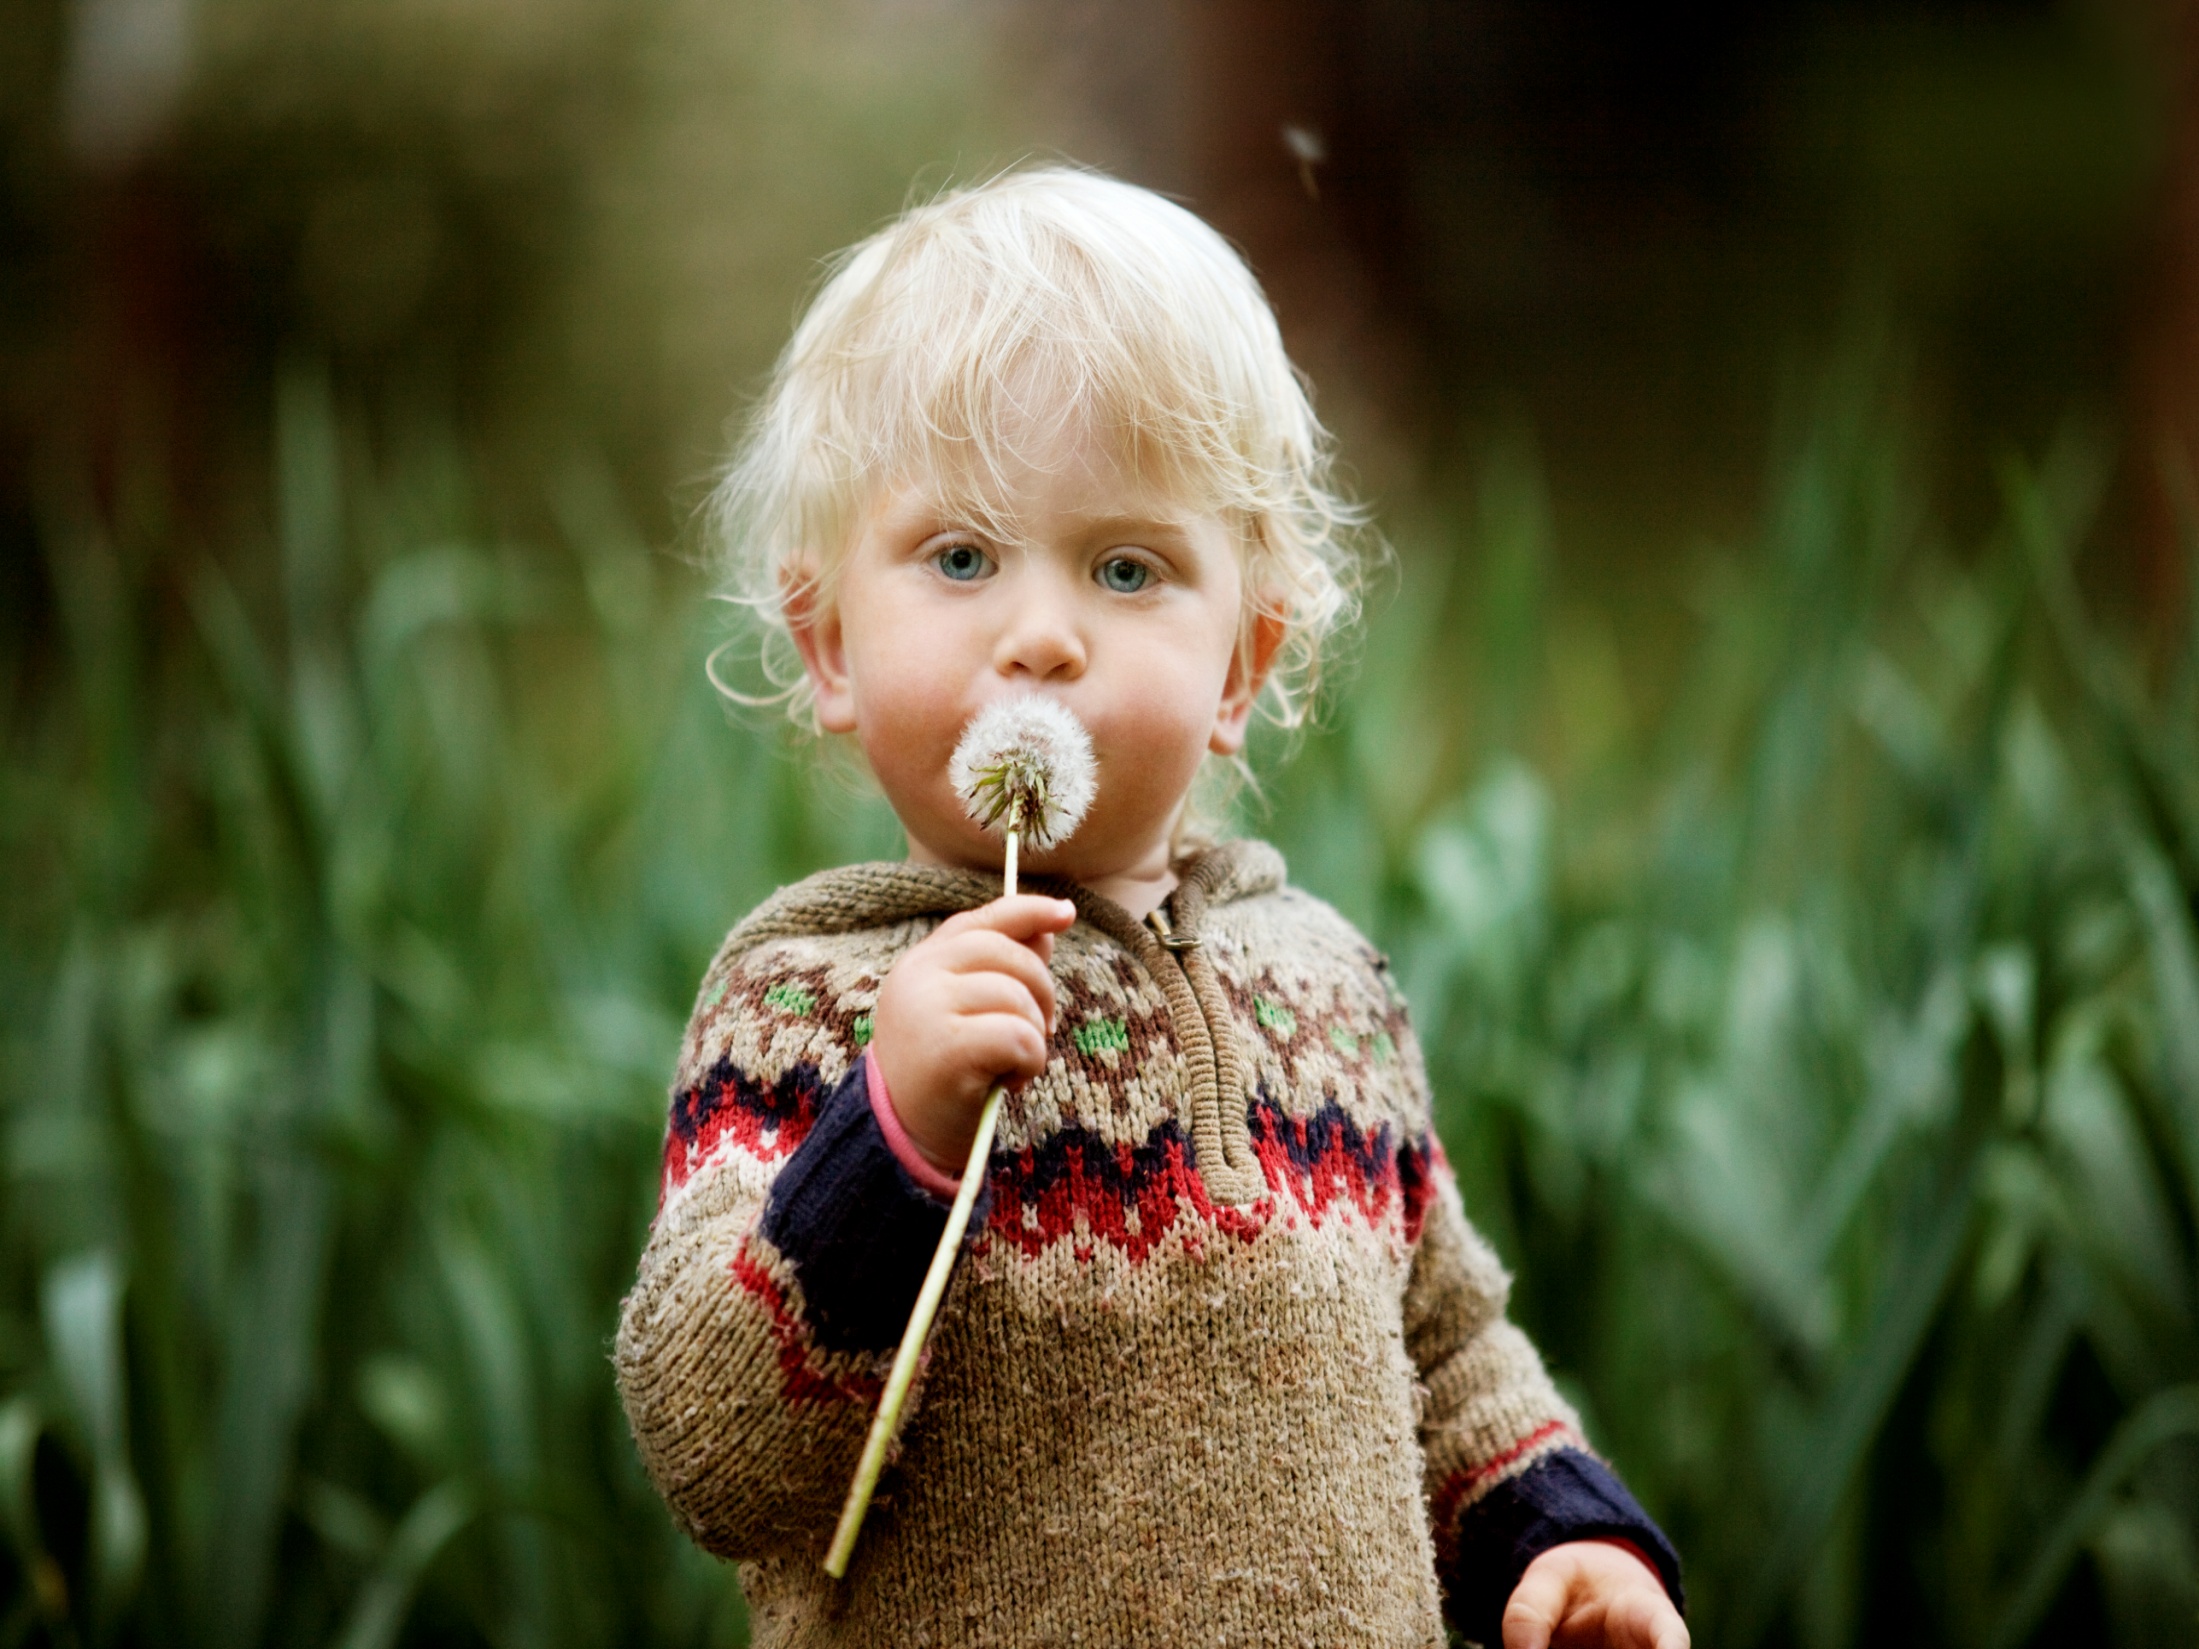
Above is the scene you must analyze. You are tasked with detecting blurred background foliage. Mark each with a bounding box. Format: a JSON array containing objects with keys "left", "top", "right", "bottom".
[{"left": 3, "top": 0, "right": 2197, "bottom": 1644}]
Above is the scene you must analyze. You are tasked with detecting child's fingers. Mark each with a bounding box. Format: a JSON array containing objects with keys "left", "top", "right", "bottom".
[
  {"left": 1610, "top": 1592, "right": 1688, "bottom": 1649},
  {"left": 1501, "top": 1548, "right": 1687, "bottom": 1649},
  {"left": 1596, "top": 1589, "right": 1687, "bottom": 1649},
  {"left": 942, "top": 969, "right": 1051, "bottom": 1039},
  {"left": 955, "top": 1010, "right": 1052, "bottom": 1081},
  {"left": 938, "top": 895, "right": 1077, "bottom": 946},
  {"left": 935, "top": 930, "right": 1059, "bottom": 1028}
]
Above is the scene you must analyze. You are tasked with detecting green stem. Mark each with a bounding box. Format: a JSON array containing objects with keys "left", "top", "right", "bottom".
[{"left": 822, "top": 829, "right": 1021, "bottom": 1579}]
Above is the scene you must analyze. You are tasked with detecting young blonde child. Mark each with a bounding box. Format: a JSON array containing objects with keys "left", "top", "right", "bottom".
[{"left": 616, "top": 167, "right": 1686, "bottom": 1648}]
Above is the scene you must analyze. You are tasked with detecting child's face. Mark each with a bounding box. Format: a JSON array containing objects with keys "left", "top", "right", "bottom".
[{"left": 789, "top": 416, "right": 1278, "bottom": 887}]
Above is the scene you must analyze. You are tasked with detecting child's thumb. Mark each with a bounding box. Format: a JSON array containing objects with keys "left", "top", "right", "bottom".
[{"left": 1499, "top": 1564, "right": 1568, "bottom": 1649}]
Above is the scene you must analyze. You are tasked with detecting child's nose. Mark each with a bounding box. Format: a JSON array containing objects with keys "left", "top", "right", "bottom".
[{"left": 992, "top": 581, "right": 1087, "bottom": 681}]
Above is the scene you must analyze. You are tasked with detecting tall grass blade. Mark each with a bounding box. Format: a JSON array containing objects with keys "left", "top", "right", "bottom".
[
  {"left": 326, "top": 1482, "right": 474, "bottom": 1649},
  {"left": 40, "top": 1254, "right": 144, "bottom": 1628},
  {"left": 1733, "top": 1150, "right": 1983, "bottom": 1642},
  {"left": 1988, "top": 1385, "right": 2199, "bottom": 1649}
]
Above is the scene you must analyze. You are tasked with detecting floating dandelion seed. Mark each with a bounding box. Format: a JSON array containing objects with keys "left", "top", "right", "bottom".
[
  {"left": 1281, "top": 123, "right": 1326, "bottom": 199},
  {"left": 825, "top": 694, "right": 1096, "bottom": 1581}
]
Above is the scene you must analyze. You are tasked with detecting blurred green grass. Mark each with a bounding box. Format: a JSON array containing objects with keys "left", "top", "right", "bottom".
[{"left": 4, "top": 358, "right": 2197, "bottom": 1649}]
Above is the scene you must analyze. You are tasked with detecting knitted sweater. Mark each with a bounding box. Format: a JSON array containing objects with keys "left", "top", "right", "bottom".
[{"left": 616, "top": 842, "right": 1679, "bottom": 1647}]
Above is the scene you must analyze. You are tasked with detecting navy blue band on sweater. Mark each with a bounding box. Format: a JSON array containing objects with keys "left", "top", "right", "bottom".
[
  {"left": 758, "top": 1061, "right": 971, "bottom": 1354},
  {"left": 1445, "top": 1450, "right": 1684, "bottom": 1648}
]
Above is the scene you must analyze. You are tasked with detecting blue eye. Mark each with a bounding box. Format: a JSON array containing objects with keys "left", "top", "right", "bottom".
[
  {"left": 1098, "top": 556, "right": 1150, "bottom": 593},
  {"left": 934, "top": 542, "right": 991, "bottom": 582}
]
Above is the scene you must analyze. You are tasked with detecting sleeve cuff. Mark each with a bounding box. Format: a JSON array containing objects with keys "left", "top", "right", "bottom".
[
  {"left": 1442, "top": 1449, "right": 1684, "bottom": 1647},
  {"left": 865, "top": 1048, "right": 965, "bottom": 1200},
  {"left": 757, "top": 1058, "right": 959, "bottom": 1354}
]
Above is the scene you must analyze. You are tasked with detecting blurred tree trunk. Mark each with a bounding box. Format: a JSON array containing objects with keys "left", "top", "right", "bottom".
[{"left": 2133, "top": 0, "right": 2199, "bottom": 635}]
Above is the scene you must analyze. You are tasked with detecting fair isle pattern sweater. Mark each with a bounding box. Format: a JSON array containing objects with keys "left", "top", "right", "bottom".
[{"left": 615, "top": 842, "right": 1679, "bottom": 1647}]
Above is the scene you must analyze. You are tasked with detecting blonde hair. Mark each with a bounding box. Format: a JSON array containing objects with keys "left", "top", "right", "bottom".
[{"left": 708, "top": 164, "right": 1366, "bottom": 731}]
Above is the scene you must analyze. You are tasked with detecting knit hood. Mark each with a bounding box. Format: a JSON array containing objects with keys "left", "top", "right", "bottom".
[{"left": 722, "top": 838, "right": 1286, "bottom": 958}]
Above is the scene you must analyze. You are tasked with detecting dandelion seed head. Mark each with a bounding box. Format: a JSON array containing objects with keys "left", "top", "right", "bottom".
[{"left": 949, "top": 695, "right": 1097, "bottom": 849}]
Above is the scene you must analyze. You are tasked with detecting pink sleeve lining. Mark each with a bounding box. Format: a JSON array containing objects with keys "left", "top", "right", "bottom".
[{"left": 864, "top": 1048, "right": 964, "bottom": 1201}]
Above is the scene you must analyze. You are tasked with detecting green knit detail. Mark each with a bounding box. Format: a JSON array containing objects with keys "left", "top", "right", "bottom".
[
  {"left": 852, "top": 1013, "right": 873, "bottom": 1046},
  {"left": 1328, "top": 1025, "right": 1359, "bottom": 1056},
  {"left": 1373, "top": 1030, "right": 1397, "bottom": 1062},
  {"left": 1074, "top": 1016, "right": 1130, "bottom": 1056},
  {"left": 764, "top": 981, "right": 815, "bottom": 1017},
  {"left": 1254, "top": 996, "right": 1296, "bottom": 1037}
]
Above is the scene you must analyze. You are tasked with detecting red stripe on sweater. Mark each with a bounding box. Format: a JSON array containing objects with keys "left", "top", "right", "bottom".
[
  {"left": 729, "top": 1246, "right": 882, "bottom": 1409},
  {"left": 661, "top": 1060, "right": 829, "bottom": 1205},
  {"left": 1429, "top": 1419, "right": 1583, "bottom": 1542},
  {"left": 982, "top": 1102, "right": 1433, "bottom": 1263}
]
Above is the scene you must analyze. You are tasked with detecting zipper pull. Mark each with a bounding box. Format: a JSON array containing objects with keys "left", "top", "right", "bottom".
[{"left": 1145, "top": 904, "right": 1200, "bottom": 951}]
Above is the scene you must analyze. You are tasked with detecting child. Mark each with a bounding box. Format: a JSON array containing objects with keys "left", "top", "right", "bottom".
[{"left": 616, "top": 167, "right": 1686, "bottom": 1648}]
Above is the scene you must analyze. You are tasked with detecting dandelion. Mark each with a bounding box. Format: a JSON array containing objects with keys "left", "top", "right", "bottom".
[{"left": 949, "top": 693, "right": 1097, "bottom": 875}]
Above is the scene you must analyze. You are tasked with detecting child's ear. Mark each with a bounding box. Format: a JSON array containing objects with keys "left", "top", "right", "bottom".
[
  {"left": 1209, "top": 606, "right": 1287, "bottom": 757},
  {"left": 783, "top": 563, "right": 859, "bottom": 734}
]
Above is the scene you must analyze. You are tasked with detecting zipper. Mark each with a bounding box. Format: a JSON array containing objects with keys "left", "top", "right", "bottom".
[
  {"left": 1143, "top": 905, "right": 1197, "bottom": 951},
  {"left": 1141, "top": 888, "right": 1263, "bottom": 1207}
]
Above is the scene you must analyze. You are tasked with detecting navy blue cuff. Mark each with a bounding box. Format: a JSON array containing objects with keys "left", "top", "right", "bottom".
[
  {"left": 1444, "top": 1450, "right": 1684, "bottom": 1648},
  {"left": 758, "top": 1060, "right": 967, "bottom": 1354}
]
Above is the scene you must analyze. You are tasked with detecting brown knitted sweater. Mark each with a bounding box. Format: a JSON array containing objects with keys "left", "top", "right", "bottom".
[{"left": 615, "top": 841, "right": 1676, "bottom": 1646}]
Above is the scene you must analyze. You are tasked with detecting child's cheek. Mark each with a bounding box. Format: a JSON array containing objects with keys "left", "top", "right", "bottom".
[
  {"left": 854, "top": 678, "right": 985, "bottom": 842},
  {"left": 1088, "top": 697, "right": 1211, "bottom": 827},
  {"left": 861, "top": 703, "right": 951, "bottom": 806}
]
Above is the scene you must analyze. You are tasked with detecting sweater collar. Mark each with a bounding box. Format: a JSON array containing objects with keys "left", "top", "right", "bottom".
[{"left": 725, "top": 839, "right": 1286, "bottom": 957}]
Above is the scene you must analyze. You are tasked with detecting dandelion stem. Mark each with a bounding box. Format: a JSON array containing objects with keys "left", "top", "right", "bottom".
[{"left": 823, "top": 828, "right": 1021, "bottom": 1578}]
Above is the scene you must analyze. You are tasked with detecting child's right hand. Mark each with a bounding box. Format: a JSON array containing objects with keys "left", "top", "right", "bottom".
[{"left": 870, "top": 895, "right": 1078, "bottom": 1177}]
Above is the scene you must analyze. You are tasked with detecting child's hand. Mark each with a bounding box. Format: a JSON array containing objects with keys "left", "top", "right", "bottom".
[
  {"left": 871, "top": 895, "right": 1078, "bottom": 1175},
  {"left": 1503, "top": 1539, "right": 1687, "bottom": 1649}
]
